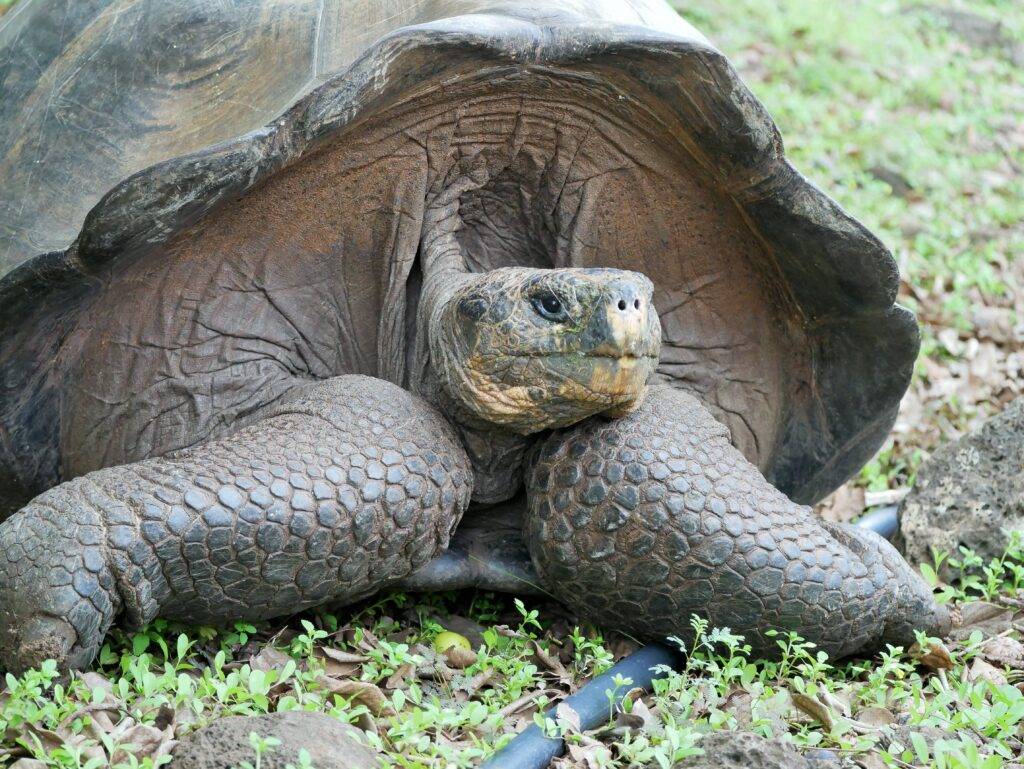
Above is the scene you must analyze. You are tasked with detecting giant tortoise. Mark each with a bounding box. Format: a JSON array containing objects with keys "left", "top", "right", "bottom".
[{"left": 0, "top": 0, "right": 946, "bottom": 672}]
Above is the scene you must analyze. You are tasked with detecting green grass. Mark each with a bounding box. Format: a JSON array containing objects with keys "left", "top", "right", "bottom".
[{"left": 0, "top": 1, "right": 1021, "bottom": 767}]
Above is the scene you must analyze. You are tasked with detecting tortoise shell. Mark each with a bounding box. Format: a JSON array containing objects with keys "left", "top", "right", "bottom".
[{"left": 0, "top": 0, "right": 917, "bottom": 507}]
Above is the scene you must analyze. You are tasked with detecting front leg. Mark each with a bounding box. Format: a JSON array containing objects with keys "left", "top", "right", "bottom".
[
  {"left": 525, "top": 387, "right": 948, "bottom": 659},
  {"left": 0, "top": 376, "right": 472, "bottom": 672}
]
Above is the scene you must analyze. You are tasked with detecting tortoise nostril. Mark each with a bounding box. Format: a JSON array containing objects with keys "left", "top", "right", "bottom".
[
  {"left": 633, "top": 299, "right": 640, "bottom": 310},
  {"left": 617, "top": 299, "right": 627, "bottom": 311}
]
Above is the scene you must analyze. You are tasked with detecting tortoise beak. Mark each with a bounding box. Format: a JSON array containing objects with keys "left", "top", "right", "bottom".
[
  {"left": 574, "top": 276, "right": 661, "bottom": 415},
  {"left": 586, "top": 277, "right": 660, "bottom": 361}
]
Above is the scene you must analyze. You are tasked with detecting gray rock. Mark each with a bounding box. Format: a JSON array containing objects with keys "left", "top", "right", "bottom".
[
  {"left": 170, "top": 711, "right": 379, "bottom": 769},
  {"left": 899, "top": 398, "right": 1024, "bottom": 569},
  {"left": 680, "top": 731, "right": 811, "bottom": 769}
]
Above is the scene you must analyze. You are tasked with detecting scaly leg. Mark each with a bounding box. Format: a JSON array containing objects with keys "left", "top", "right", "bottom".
[
  {"left": 525, "top": 386, "right": 948, "bottom": 659},
  {"left": 0, "top": 376, "right": 472, "bottom": 672}
]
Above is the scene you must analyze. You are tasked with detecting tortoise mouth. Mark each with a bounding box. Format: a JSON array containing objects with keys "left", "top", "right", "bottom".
[
  {"left": 458, "top": 354, "right": 655, "bottom": 435},
  {"left": 585, "top": 353, "right": 657, "bottom": 362},
  {"left": 480, "top": 352, "right": 657, "bottom": 398}
]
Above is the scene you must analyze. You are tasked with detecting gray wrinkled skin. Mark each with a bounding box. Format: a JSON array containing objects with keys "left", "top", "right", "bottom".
[
  {"left": 428, "top": 267, "right": 660, "bottom": 434},
  {"left": 526, "top": 387, "right": 950, "bottom": 658},
  {"left": 0, "top": 259, "right": 944, "bottom": 673}
]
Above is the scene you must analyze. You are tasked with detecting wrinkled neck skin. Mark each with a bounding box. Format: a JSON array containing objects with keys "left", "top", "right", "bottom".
[
  {"left": 408, "top": 169, "right": 535, "bottom": 504},
  {"left": 414, "top": 247, "right": 536, "bottom": 504},
  {"left": 419, "top": 361, "right": 535, "bottom": 504}
]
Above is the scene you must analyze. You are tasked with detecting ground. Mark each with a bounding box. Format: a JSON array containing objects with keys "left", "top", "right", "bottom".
[{"left": 0, "top": 1, "right": 1022, "bottom": 768}]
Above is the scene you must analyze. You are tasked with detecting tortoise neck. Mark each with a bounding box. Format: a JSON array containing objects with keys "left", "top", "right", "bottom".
[
  {"left": 418, "top": 362, "right": 534, "bottom": 505},
  {"left": 410, "top": 167, "right": 475, "bottom": 408},
  {"left": 413, "top": 215, "right": 533, "bottom": 503}
]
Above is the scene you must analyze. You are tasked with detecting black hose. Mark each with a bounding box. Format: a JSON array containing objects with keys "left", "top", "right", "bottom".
[{"left": 479, "top": 643, "right": 682, "bottom": 769}]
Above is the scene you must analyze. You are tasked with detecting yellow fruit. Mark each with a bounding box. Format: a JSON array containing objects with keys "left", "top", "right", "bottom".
[{"left": 433, "top": 630, "right": 471, "bottom": 653}]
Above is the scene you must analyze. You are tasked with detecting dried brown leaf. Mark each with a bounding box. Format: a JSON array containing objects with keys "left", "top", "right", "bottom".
[
  {"left": 19, "top": 725, "right": 63, "bottom": 754},
  {"left": 820, "top": 688, "right": 852, "bottom": 718},
  {"left": 566, "top": 740, "right": 611, "bottom": 769},
  {"left": 66, "top": 734, "right": 106, "bottom": 765},
  {"left": 109, "top": 724, "right": 168, "bottom": 764},
  {"left": 555, "top": 702, "right": 582, "bottom": 733},
  {"left": 460, "top": 667, "right": 495, "bottom": 697},
  {"left": 249, "top": 646, "right": 293, "bottom": 672},
  {"left": 816, "top": 483, "right": 866, "bottom": 523},
  {"left": 316, "top": 646, "right": 368, "bottom": 678},
  {"left": 723, "top": 688, "right": 753, "bottom": 729},
  {"left": 855, "top": 706, "right": 896, "bottom": 727},
  {"left": 83, "top": 709, "right": 118, "bottom": 739},
  {"left": 418, "top": 658, "right": 455, "bottom": 684},
  {"left": 494, "top": 625, "right": 523, "bottom": 639},
  {"left": 532, "top": 641, "right": 571, "bottom": 683},
  {"left": 77, "top": 671, "right": 115, "bottom": 699},
  {"left": 968, "top": 657, "right": 1008, "bottom": 686},
  {"left": 855, "top": 753, "right": 888, "bottom": 769},
  {"left": 316, "top": 676, "right": 394, "bottom": 716},
  {"left": 914, "top": 639, "right": 954, "bottom": 670},
  {"left": 173, "top": 701, "right": 199, "bottom": 732},
  {"left": 59, "top": 702, "right": 124, "bottom": 732},
  {"left": 354, "top": 628, "right": 381, "bottom": 652},
  {"left": 385, "top": 662, "right": 417, "bottom": 689},
  {"left": 499, "top": 689, "right": 556, "bottom": 717},
  {"left": 608, "top": 637, "right": 639, "bottom": 659},
  {"left": 614, "top": 697, "right": 655, "bottom": 732},
  {"left": 443, "top": 646, "right": 477, "bottom": 670},
  {"left": 613, "top": 710, "right": 645, "bottom": 730}
]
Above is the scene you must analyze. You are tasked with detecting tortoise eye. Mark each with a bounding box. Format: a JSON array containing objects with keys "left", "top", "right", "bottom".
[{"left": 531, "top": 292, "right": 567, "bottom": 322}]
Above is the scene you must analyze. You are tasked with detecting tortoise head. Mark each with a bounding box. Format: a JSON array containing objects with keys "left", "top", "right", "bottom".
[{"left": 429, "top": 267, "right": 661, "bottom": 434}]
